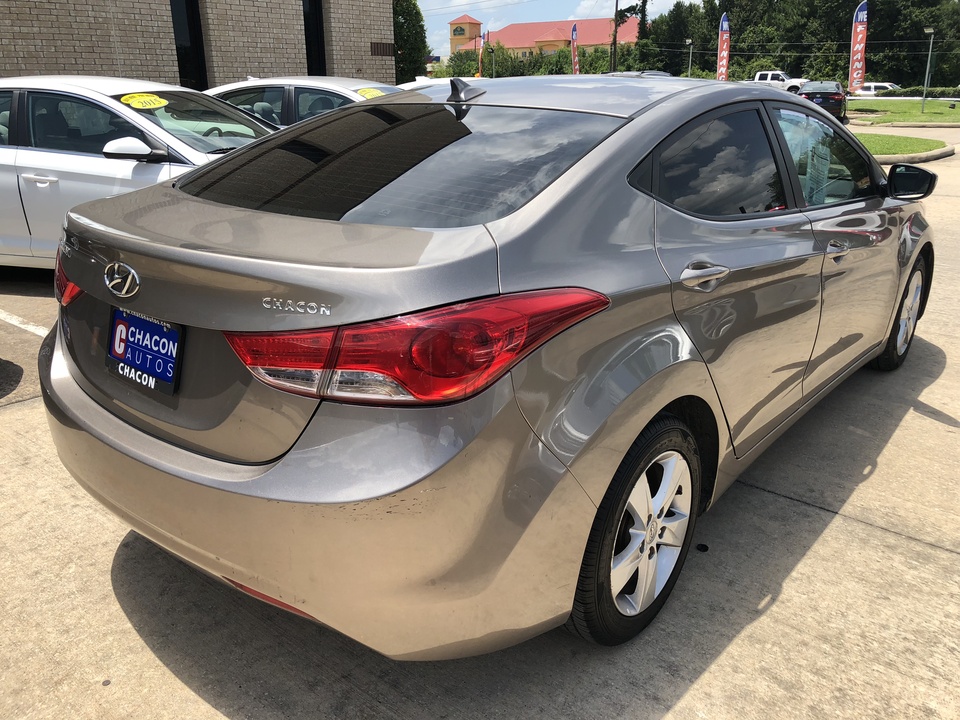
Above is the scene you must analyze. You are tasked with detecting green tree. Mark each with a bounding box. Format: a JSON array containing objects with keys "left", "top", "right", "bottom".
[
  {"left": 393, "top": 0, "right": 430, "bottom": 84},
  {"left": 447, "top": 50, "right": 479, "bottom": 78},
  {"left": 480, "top": 42, "right": 524, "bottom": 78}
]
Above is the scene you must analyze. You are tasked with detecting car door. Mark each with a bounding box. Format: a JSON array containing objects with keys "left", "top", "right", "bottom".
[
  {"left": 16, "top": 91, "right": 176, "bottom": 260},
  {"left": 644, "top": 104, "right": 824, "bottom": 456},
  {"left": 769, "top": 105, "right": 901, "bottom": 396},
  {"left": 0, "top": 89, "right": 33, "bottom": 261}
]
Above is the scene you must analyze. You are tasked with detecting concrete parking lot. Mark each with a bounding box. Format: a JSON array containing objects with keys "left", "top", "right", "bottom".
[{"left": 2, "top": 134, "right": 958, "bottom": 719}]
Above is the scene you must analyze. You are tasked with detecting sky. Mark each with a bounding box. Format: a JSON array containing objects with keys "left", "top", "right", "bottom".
[{"left": 419, "top": 0, "right": 628, "bottom": 57}]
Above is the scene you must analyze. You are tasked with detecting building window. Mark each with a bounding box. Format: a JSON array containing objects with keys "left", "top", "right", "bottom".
[
  {"left": 169, "top": 0, "right": 207, "bottom": 90},
  {"left": 522, "top": 51, "right": 528, "bottom": 58}
]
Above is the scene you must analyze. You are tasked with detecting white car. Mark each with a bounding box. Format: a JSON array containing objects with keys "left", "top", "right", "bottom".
[
  {"left": 853, "top": 82, "right": 901, "bottom": 96},
  {"left": 1, "top": 75, "right": 274, "bottom": 269},
  {"left": 206, "top": 76, "right": 403, "bottom": 126}
]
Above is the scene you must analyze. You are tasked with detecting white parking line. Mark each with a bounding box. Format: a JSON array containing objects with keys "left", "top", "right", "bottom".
[{"left": 0, "top": 309, "right": 51, "bottom": 338}]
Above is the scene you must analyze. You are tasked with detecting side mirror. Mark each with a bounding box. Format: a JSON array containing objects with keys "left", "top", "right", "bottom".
[
  {"left": 102, "top": 137, "right": 167, "bottom": 162},
  {"left": 886, "top": 164, "right": 937, "bottom": 200}
]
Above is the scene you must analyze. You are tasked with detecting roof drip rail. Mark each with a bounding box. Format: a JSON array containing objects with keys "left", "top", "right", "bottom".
[{"left": 447, "top": 78, "right": 486, "bottom": 104}]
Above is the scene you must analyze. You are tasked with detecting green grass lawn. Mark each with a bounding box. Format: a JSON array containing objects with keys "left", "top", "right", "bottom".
[
  {"left": 848, "top": 98, "right": 960, "bottom": 124},
  {"left": 854, "top": 133, "right": 946, "bottom": 156}
]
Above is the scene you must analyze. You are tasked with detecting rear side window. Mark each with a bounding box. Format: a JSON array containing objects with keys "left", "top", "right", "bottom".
[
  {"left": 177, "top": 104, "right": 623, "bottom": 228},
  {"left": 653, "top": 109, "right": 786, "bottom": 216},
  {"left": 0, "top": 91, "right": 12, "bottom": 145}
]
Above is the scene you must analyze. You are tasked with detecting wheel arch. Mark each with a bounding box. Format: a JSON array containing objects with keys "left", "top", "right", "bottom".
[
  {"left": 660, "top": 396, "right": 720, "bottom": 516},
  {"left": 917, "top": 241, "right": 934, "bottom": 321},
  {"left": 564, "top": 358, "right": 732, "bottom": 516}
]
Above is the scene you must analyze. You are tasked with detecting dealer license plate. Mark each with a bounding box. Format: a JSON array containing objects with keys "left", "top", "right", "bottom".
[
  {"left": 105, "top": 308, "right": 182, "bottom": 396},
  {"left": 814, "top": 97, "right": 823, "bottom": 103}
]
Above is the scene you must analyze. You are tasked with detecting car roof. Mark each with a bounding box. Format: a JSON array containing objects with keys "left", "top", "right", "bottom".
[
  {"left": 207, "top": 76, "right": 396, "bottom": 94},
  {"left": 0, "top": 75, "right": 189, "bottom": 96},
  {"left": 380, "top": 75, "right": 788, "bottom": 118}
]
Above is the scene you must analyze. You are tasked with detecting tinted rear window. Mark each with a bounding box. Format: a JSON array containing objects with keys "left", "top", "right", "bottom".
[{"left": 177, "top": 104, "right": 622, "bottom": 228}]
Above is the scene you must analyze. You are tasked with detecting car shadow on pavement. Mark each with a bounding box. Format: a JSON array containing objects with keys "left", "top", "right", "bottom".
[
  {"left": 109, "top": 335, "right": 950, "bottom": 719},
  {"left": 0, "top": 359, "right": 24, "bottom": 400},
  {"left": 0, "top": 267, "right": 55, "bottom": 298}
]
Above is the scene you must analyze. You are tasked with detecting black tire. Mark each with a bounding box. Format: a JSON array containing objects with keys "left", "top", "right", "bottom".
[
  {"left": 567, "top": 414, "right": 701, "bottom": 646},
  {"left": 871, "top": 256, "right": 926, "bottom": 371}
]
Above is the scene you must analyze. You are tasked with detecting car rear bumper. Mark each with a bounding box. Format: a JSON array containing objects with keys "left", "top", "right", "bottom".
[{"left": 40, "top": 327, "right": 597, "bottom": 660}]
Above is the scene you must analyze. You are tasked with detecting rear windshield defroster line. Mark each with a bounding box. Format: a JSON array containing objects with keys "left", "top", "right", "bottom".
[{"left": 177, "top": 104, "right": 624, "bottom": 229}]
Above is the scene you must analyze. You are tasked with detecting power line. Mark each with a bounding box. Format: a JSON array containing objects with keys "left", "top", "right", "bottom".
[{"left": 421, "top": 0, "right": 546, "bottom": 16}]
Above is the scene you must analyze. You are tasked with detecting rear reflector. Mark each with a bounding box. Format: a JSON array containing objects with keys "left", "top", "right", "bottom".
[
  {"left": 225, "top": 289, "right": 610, "bottom": 405},
  {"left": 54, "top": 250, "right": 83, "bottom": 307},
  {"left": 223, "top": 578, "right": 317, "bottom": 621}
]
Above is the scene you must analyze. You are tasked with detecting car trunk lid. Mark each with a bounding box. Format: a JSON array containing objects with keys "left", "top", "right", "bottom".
[{"left": 57, "top": 184, "right": 500, "bottom": 463}]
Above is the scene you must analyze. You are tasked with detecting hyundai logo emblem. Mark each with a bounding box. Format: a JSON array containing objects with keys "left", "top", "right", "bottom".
[{"left": 104, "top": 261, "right": 141, "bottom": 299}]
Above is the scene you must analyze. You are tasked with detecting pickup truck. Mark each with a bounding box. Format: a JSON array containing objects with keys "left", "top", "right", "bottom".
[{"left": 750, "top": 71, "right": 809, "bottom": 93}]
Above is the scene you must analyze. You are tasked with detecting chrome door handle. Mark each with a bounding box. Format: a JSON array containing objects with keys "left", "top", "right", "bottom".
[
  {"left": 680, "top": 264, "right": 730, "bottom": 289},
  {"left": 826, "top": 240, "right": 849, "bottom": 260},
  {"left": 21, "top": 173, "right": 59, "bottom": 184}
]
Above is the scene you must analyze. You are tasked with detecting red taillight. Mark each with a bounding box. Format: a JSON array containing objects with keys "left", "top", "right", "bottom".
[
  {"left": 830, "top": 93, "right": 844, "bottom": 101},
  {"left": 54, "top": 250, "right": 84, "bottom": 307},
  {"left": 800, "top": 94, "right": 810, "bottom": 99},
  {"left": 225, "top": 289, "right": 610, "bottom": 405}
]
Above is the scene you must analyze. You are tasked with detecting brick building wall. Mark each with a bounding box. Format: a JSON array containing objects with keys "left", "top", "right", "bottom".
[
  {"left": 323, "top": 0, "right": 396, "bottom": 84},
  {"left": 0, "top": 0, "right": 396, "bottom": 87},
  {"left": 198, "top": 0, "right": 307, "bottom": 86},
  {"left": 0, "top": 0, "right": 179, "bottom": 83}
]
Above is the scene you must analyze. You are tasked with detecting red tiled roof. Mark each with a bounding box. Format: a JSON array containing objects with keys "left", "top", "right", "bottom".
[
  {"left": 535, "top": 28, "right": 568, "bottom": 43},
  {"left": 488, "top": 17, "right": 640, "bottom": 49},
  {"left": 449, "top": 15, "right": 482, "bottom": 25}
]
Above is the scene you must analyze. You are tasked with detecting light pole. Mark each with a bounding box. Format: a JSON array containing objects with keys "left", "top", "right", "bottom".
[
  {"left": 685, "top": 38, "right": 693, "bottom": 77},
  {"left": 921, "top": 26, "right": 934, "bottom": 113},
  {"left": 487, "top": 45, "right": 496, "bottom": 78}
]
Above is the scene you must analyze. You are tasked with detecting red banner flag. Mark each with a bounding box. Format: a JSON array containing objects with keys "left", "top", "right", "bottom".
[
  {"left": 716, "top": 14, "right": 730, "bottom": 81},
  {"left": 848, "top": 2, "right": 868, "bottom": 92},
  {"left": 572, "top": 24, "right": 580, "bottom": 75}
]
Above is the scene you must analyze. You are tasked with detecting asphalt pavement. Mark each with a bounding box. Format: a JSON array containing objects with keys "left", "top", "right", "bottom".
[{"left": 1, "top": 132, "right": 958, "bottom": 720}]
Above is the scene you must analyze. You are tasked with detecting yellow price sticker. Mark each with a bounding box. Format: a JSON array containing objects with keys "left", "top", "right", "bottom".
[
  {"left": 357, "top": 88, "right": 386, "bottom": 100},
  {"left": 120, "top": 93, "right": 169, "bottom": 110}
]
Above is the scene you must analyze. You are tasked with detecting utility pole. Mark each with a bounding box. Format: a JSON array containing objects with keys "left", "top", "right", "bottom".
[
  {"left": 610, "top": 0, "right": 620, "bottom": 72},
  {"left": 686, "top": 38, "right": 693, "bottom": 76},
  {"left": 922, "top": 27, "right": 934, "bottom": 113}
]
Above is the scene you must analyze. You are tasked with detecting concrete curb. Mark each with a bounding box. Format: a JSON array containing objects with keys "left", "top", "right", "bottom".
[
  {"left": 888, "top": 122, "right": 960, "bottom": 128},
  {"left": 872, "top": 144, "right": 955, "bottom": 165},
  {"left": 848, "top": 119, "right": 960, "bottom": 128}
]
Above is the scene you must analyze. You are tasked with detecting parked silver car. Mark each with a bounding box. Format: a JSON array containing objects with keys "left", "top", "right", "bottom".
[
  {"left": 206, "top": 76, "right": 403, "bottom": 126},
  {"left": 1, "top": 76, "right": 273, "bottom": 268},
  {"left": 41, "top": 76, "right": 936, "bottom": 660}
]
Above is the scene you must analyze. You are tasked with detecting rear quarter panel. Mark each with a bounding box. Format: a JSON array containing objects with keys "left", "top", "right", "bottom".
[{"left": 489, "top": 103, "right": 732, "bottom": 506}]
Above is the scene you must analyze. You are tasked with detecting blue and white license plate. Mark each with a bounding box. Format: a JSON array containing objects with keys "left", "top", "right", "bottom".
[
  {"left": 106, "top": 308, "right": 182, "bottom": 396},
  {"left": 814, "top": 97, "right": 823, "bottom": 103}
]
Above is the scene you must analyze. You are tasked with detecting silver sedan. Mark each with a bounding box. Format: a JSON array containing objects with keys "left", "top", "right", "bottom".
[
  {"left": 1, "top": 75, "right": 273, "bottom": 269},
  {"left": 41, "top": 76, "right": 936, "bottom": 660},
  {"left": 206, "top": 76, "right": 403, "bottom": 126}
]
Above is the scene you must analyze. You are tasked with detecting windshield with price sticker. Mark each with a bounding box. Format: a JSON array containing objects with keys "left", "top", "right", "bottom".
[{"left": 112, "top": 91, "right": 271, "bottom": 154}]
